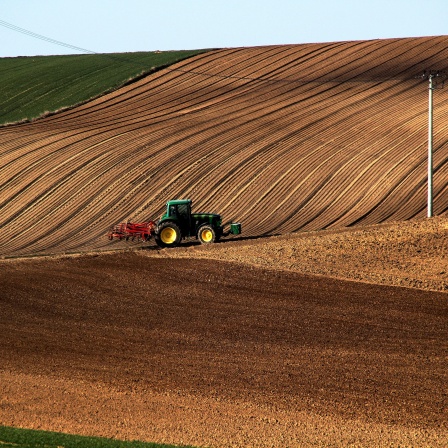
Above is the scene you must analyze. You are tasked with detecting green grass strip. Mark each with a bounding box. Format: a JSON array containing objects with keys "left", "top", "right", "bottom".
[
  {"left": 0, "top": 50, "right": 209, "bottom": 126},
  {"left": 0, "top": 426, "right": 196, "bottom": 448}
]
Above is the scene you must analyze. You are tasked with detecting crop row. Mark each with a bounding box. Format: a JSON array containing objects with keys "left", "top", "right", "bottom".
[{"left": 0, "top": 37, "right": 447, "bottom": 256}]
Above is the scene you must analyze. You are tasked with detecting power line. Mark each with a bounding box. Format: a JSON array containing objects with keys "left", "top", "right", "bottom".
[
  {"left": 0, "top": 19, "right": 172, "bottom": 72},
  {"left": 0, "top": 19, "right": 97, "bottom": 55},
  {"left": 0, "top": 19, "right": 421, "bottom": 85}
]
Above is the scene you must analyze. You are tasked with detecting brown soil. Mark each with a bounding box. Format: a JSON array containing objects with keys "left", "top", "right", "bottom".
[
  {"left": 1, "top": 36, "right": 448, "bottom": 258},
  {"left": 160, "top": 215, "right": 448, "bottom": 292},
  {"left": 1, "top": 218, "right": 447, "bottom": 447},
  {"left": 1, "top": 36, "right": 448, "bottom": 447}
]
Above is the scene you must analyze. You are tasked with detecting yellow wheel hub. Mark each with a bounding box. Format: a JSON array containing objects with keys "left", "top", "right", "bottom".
[
  {"left": 160, "top": 227, "right": 177, "bottom": 244},
  {"left": 201, "top": 228, "right": 213, "bottom": 242}
]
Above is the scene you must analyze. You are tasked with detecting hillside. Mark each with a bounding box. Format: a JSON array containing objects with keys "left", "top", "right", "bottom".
[
  {"left": 0, "top": 50, "right": 206, "bottom": 125},
  {"left": 1, "top": 36, "right": 448, "bottom": 257}
]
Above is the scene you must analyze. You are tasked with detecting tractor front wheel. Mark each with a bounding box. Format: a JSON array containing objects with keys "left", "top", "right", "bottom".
[
  {"left": 156, "top": 222, "right": 181, "bottom": 248},
  {"left": 198, "top": 225, "right": 217, "bottom": 244}
]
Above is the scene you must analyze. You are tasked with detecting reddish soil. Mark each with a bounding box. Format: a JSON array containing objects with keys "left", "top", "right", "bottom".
[
  {"left": 1, "top": 36, "right": 448, "bottom": 258},
  {"left": 1, "top": 35, "right": 448, "bottom": 446},
  {"left": 1, "top": 218, "right": 447, "bottom": 447}
]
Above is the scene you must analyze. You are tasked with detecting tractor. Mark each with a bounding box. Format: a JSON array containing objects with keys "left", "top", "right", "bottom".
[{"left": 108, "top": 199, "right": 241, "bottom": 248}]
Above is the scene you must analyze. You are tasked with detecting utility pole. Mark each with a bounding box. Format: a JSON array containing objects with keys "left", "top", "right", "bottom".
[
  {"left": 418, "top": 70, "right": 446, "bottom": 218},
  {"left": 428, "top": 73, "right": 434, "bottom": 218}
]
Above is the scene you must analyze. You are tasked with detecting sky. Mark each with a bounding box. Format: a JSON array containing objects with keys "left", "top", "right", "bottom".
[{"left": 1, "top": 0, "right": 447, "bottom": 57}]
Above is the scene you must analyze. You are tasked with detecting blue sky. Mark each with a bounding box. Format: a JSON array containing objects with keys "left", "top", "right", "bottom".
[{"left": 1, "top": 0, "right": 447, "bottom": 57}]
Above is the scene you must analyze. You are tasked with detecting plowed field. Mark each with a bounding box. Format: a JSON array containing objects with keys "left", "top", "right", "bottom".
[
  {"left": 1, "top": 36, "right": 448, "bottom": 257},
  {"left": 1, "top": 36, "right": 448, "bottom": 447},
  {"left": 1, "top": 217, "right": 447, "bottom": 447}
]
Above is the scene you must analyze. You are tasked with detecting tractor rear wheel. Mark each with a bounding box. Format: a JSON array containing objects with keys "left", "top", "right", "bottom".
[
  {"left": 156, "top": 222, "right": 181, "bottom": 248},
  {"left": 198, "top": 225, "right": 217, "bottom": 244}
]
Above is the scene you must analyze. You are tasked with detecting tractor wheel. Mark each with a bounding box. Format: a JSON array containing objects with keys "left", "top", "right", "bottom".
[
  {"left": 198, "top": 225, "right": 217, "bottom": 244},
  {"left": 156, "top": 222, "right": 182, "bottom": 248}
]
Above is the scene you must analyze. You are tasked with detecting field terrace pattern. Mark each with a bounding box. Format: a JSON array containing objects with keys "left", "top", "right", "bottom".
[{"left": 1, "top": 36, "right": 448, "bottom": 257}]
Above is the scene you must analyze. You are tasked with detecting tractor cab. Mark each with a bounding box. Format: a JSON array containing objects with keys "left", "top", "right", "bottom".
[{"left": 161, "top": 199, "right": 193, "bottom": 237}]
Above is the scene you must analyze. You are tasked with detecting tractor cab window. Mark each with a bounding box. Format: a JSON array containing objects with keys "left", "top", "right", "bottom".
[
  {"left": 169, "top": 205, "right": 178, "bottom": 217},
  {"left": 177, "top": 203, "right": 190, "bottom": 219},
  {"left": 167, "top": 202, "right": 191, "bottom": 229},
  {"left": 174, "top": 203, "right": 191, "bottom": 232}
]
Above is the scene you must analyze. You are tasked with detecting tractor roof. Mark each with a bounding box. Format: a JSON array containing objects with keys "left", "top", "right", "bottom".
[{"left": 166, "top": 199, "right": 192, "bottom": 206}]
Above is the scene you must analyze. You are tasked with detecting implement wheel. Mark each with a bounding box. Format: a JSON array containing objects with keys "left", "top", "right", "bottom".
[
  {"left": 156, "top": 222, "right": 181, "bottom": 248},
  {"left": 198, "top": 225, "right": 216, "bottom": 244}
]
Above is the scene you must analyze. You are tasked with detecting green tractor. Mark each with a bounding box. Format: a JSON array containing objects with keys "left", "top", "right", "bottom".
[
  {"left": 155, "top": 199, "right": 241, "bottom": 248},
  {"left": 108, "top": 199, "right": 241, "bottom": 248}
]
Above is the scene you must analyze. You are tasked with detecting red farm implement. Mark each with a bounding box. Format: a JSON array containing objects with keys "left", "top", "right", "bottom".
[{"left": 107, "top": 221, "right": 156, "bottom": 242}]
